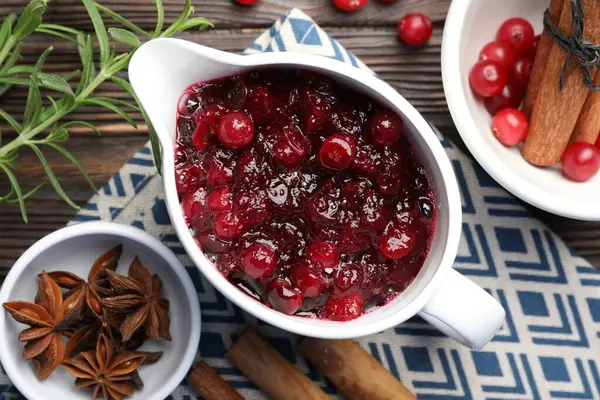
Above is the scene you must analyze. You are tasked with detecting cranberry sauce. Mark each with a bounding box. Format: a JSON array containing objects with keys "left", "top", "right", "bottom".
[{"left": 174, "top": 69, "right": 436, "bottom": 322}]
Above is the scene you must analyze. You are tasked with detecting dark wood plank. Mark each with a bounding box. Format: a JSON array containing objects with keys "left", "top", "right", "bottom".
[{"left": 1, "top": 0, "right": 452, "bottom": 29}]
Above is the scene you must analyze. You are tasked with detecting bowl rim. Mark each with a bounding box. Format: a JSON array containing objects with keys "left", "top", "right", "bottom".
[
  {"left": 132, "top": 39, "right": 463, "bottom": 339},
  {"left": 442, "top": 0, "right": 600, "bottom": 221},
  {"left": 0, "top": 221, "right": 201, "bottom": 400}
]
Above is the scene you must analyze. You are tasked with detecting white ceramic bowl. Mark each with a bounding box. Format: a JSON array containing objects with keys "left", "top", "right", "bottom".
[
  {"left": 129, "top": 39, "right": 505, "bottom": 347},
  {"left": 0, "top": 222, "right": 201, "bottom": 400},
  {"left": 443, "top": 0, "right": 600, "bottom": 221}
]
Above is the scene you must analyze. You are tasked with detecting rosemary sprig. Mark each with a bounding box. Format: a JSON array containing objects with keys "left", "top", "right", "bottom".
[{"left": 0, "top": 0, "right": 213, "bottom": 222}]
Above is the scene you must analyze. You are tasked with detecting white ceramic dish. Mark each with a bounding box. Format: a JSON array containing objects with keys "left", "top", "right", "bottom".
[
  {"left": 129, "top": 38, "right": 505, "bottom": 349},
  {"left": 443, "top": 0, "right": 600, "bottom": 221},
  {"left": 0, "top": 222, "right": 200, "bottom": 400}
]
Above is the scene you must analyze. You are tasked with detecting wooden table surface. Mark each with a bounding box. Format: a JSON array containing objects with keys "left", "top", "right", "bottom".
[{"left": 0, "top": 0, "right": 599, "bottom": 282}]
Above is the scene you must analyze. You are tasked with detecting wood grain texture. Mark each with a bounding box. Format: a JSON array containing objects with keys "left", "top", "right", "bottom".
[{"left": 0, "top": 0, "right": 599, "bottom": 283}]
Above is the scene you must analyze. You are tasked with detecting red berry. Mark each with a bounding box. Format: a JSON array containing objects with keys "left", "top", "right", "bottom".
[
  {"left": 497, "top": 17, "right": 535, "bottom": 55},
  {"left": 370, "top": 109, "right": 404, "bottom": 148},
  {"left": 246, "top": 86, "right": 275, "bottom": 122},
  {"left": 319, "top": 134, "right": 356, "bottom": 170},
  {"left": 529, "top": 34, "right": 541, "bottom": 58},
  {"left": 175, "top": 164, "right": 201, "bottom": 196},
  {"left": 217, "top": 112, "right": 254, "bottom": 149},
  {"left": 397, "top": 13, "right": 433, "bottom": 47},
  {"left": 479, "top": 41, "right": 516, "bottom": 71},
  {"left": 267, "top": 280, "right": 303, "bottom": 315},
  {"left": 333, "top": 0, "right": 368, "bottom": 12},
  {"left": 241, "top": 243, "right": 277, "bottom": 279},
  {"left": 290, "top": 262, "right": 325, "bottom": 297},
  {"left": 206, "top": 186, "right": 232, "bottom": 212},
  {"left": 379, "top": 222, "right": 415, "bottom": 259},
  {"left": 511, "top": 55, "right": 534, "bottom": 87},
  {"left": 197, "top": 231, "right": 227, "bottom": 254},
  {"left": 333, "top": 264, "right": 363, "bottom": 293},
  {"left": 181, "top": 187, "right": 208, "bottom": 222},
  {"left": 213, "top": 212, "right": 245, "bottom": 240},
  {"left": 301, "top": 88, "right": 332, "bottom": 133},
  {"left": 235, "top": 0, "right": 258, "bottom": 5},
  {"left": 491, "top": 108, "right": 528, "bottom": 146},
  {"left": 273, "top": 126, "right": 310, "bottom": 168},
  {"left": 469, "top": 60, "right": 507, "bottom": 97},
  {"left": 306, "top": 241, "right": 340, "bottom": 268},
  {"left": 177, "top": 90, "right": 198, "bottom": 116},
  {"left": 561, "top": 142, "right": 600, "bottom": 182},
  {"left": 192, "top": 104, "right": 228, "bottom": 149},
  {"left": 325, "top": 294, "right": 365, "bottom": 321},
  {"left": 484, "top": 84, "right": 523, "bottom": 115}
]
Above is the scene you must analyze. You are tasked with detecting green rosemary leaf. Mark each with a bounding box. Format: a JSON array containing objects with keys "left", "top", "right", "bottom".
[
  {"left": 13, "top": 0, "right": 47, "bottom": 41},
  {"left": 151, "top": 0, "right": 164, "bottom": 39},
  {"left": 35, "top": 46, "right": 53, "bottom": 70},
  {"left": 4, "top": 180, "right": 47, "bottom": 204},
  {"left": 47, "top": 142, "right": 96, "bottom": 191},
  {"left": 144, "top": 108, "right": 162, "bottom": 173},
  {"left": 0, "top": 14, "right": 16, "bottom": 50},
  {"left": 92, "top": 96, "right": 140, "bottom": 111},
  {"left": 0, "top": 84, "right": 12, "bottom": 99},
  {"left": 0, "top": 77, "right": 30, "bottom": 86},
  {"left": 35, "top": 27, "right": 78, "bottom": 45},
  {"left": 37, "top": 73, "right": 74, "bottom": 98},
  {"left": 108, "top": 27, "right": 141, "bottom": 48},
  {"left": 27, "top": 143, "right": 80, "bottom": 210},
  {"left": 64, "top": 69, "right": 81, "bottom": 82},
  {"left": 0, "top": 43, "right": 23, "bottom": 75},
  {"left": 77, "top": 34, "right": 94, "bottom": 95},
  {"left": 82, "top": 98, "right": 137, "bottom": 127},
  {"left": 5, "top": 65, "right": 36, "bottom": 75},
  {"left": 60, "top": 120, "right": 101, "bottom": 136},
  {"left": 161, "top": 0, "right": 193, "bottom": 38},
  {"left": 37, "top": 23, "right": 81, "bottom": 36},
  {"left": 46, "top": 127, "right": 69, "bottom": 143},
  {"left": 109, "top": 76, "right": 136, "bottom": 98},
  {"left": 170, "top": 17, "right": 213, "bottom": 35},
  {"left": 0, "top": 108, "right": 21, "bottom": 131},
  {"left": 0, "top": 162, "right": 27, "bottom": 222},
  {"left": 81, "top": 0, "right": 109, "bottom": 67},
  {"left": 96, "top": 4, "right": 149, "bottom": 37},
  {"left": 22, "top": 76, "right": 41, "bottom": 129}
]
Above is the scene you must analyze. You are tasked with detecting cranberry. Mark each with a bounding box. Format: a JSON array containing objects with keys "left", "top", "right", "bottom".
[
  {"left": 273, "top": 126, "right": 310, "bottom": 168},
  {"left": 333, "top": 0, "right": 368, "bottom": 12},
  {"left": 469, "top": 60, "right": 507, "bottom": 97},
  {"left": 330, "top": 103, "right": 365, "bottom": 136},
  {"left": 290, "top": 262, "right": 325, "bottom": 297},
  {"left": 301, "top": 88, "right": 332, "bottom": 133},
  {"left": 479, "top": 41, "right": 516, "bottom": 71},
  {"left": 217, "top": 112, "right": 255, "bottom": 149},
  {"left": 528, "top": 34, "right": 541, "bottom": 58},
  {"left": 233, "top": 188, "right": 272, "bottom": 226},
  {"left": 492, "top": 108, "right": 528, "bottom": 146},
  {"left": 511, "top": 55, "right": 533, "bottom": 87},
  {"left": 379, "top": 222, "right": 415, "bottom": 259},
  {"left": 497, "top": 17, "right": 535, "bottom": 55},
  {"left": 177, "top": 91, "right": 198, "bottom": 116},
  {"left": 397, "top": 13, "right": 433, "bottom": 47},
  {"left": 267, "top": 280, "right": 303, "bottom": 315},
  {"left": 205, "top": 151, "right": 235, "bottom": 186},
  {"left": 235, "top": 0, "right": 258, "bottom": 5},
  {"left": 192, "top": 104, "right": 228, "bottom": 149},
  {"left": 333, "top": 264, "right": 363, "bottom": 293},
  {"left": 325, "top": 294, "right": 365, "bottom": 321},
  {"left": 241, "top": 243, "right": 277, "bottom": 279},
  {"left": 483, "top": 83, "right": 523, "bottom": 115},
  {"left": 377, "top": 170, "right": 402, "bottom": 195},
  {"left": 306, "top": 241, "right": 340, "bottom": 268},
  {"left": 197, "top": 231, "right": 227, "bottom": 254},
  {"left": 352, "top": 143, "right": 380, "bottom": 176},
  {"left": 175, "top": 164, "right": 201, "bottom": 195},
  {"left": 181, "top": 187, "right": 208, "bottom": 222},
  {"left": 213, "top": 212, "right": 245, "bottom": 240},
  {"left": 206, "top": 186, "right": 232, "bottom": 212},
  {"left": 370, "top": 109, "right": 403, "bottom": 148},
  {"left": 319, "top": 134, "right": 356, "bottom": 170},
  {"left": 561, "top": 142, "right": 600, "bottom": 182},
  {"left": 246, "top": 86, "right": 275, "bottom": 121}
]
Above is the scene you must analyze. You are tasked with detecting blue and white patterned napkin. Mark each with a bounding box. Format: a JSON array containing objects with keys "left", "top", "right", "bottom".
[{"left": 3, "top": 8, "right": 600, "bottom": 400}]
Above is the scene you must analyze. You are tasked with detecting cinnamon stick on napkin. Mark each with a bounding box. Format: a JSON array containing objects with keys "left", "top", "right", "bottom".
[{"left": 522, "top": 0, "right": 600, "bottom": 166}]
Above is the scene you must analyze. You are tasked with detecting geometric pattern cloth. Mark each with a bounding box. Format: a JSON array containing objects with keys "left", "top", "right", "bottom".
[{"left": 2, "top": 8, "right": 600, "bottom": 400}]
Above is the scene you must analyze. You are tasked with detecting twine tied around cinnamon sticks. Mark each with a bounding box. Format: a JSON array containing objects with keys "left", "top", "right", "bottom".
[{"left": 545, "top": 0, "right": 600, "bottom": 91}]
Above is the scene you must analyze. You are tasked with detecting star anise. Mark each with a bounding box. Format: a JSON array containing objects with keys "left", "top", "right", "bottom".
[
  {"left": 2, "top": 272, "right": 80, "bottom": 379},
  {"left": 100, "top": 257, "right": 171, "bottom": 342},
  {"left": 63, "top": 334, "right": 146, "bottom": 400}
]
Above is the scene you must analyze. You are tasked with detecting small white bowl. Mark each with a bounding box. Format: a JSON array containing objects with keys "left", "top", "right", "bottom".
[
  {"left": 442, "top": 0, "right": 600, "bottom": 221},
  {"left": 0, "top": 222, "right": 201, "bottom": 400}
]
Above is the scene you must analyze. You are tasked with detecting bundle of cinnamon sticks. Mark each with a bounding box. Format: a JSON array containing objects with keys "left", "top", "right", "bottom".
[{"left": 522, "top": 0, "right": 600, "bottom": 166}]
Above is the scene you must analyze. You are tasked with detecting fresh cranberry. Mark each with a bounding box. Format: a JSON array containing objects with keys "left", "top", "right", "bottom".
[
  {"left": 511, "top": 55, "right": 533, "bottom": 87},
  {"left": 469, "top": 60, "right": 507, "bottom": 97},
  {"left": 370, "top": 109, "right": 403, "bottom": 148},
  {"left": 306, "top": 241, "right": 340, "bottom": 268},
  {"left": 483, "top": 83, "right": 523, "bottom": 115},
  {"left": 217, "top": 112, "right": 255, "bottom": 149},
  {"left": 379, "top": 222, "right": 415, "bottom": 259},
  {"left": 319, "top": 134, "right": 356, "bottom": 170},
  {"left": 333, "top": 264, "right": 363, "bottom": 293},
  {"left": 479, "top": 41, "right": 516, "bottom": 71},
  {"left": 492, "top": 108, "right": 528, "bottom": 146},
  {"left": 241, "top": 243, "right": 277, "bottom": 279},
  {"left": 206, "top": 186, "right": 232, "bottom": 212},
  {"left": 528, "top": 34, "right": 541, "bottom": 58},
  {"left": 290, "top": 262, "right": 325, "bottom": 297},
  {"left": 561, "top": 142, "right": 600, "bottom": 182},
  {"left": 235, "top": 0, "right": 258, "bottom": 5},
  {"left": 273, "top": 126, "right": 310, "bottom": 168},
  {"left": 333, "top": 0, "right": 368, "bottom": 12},
  {"left": 497, "top": 17, "right": 535, "bottom": 55},
  {"left": 213, "top": 212, "right": 245, "bottom": 240},
  {"left": 397, "top": 13, "right": 433, "bottom": 47},
  {"left": 267, "top": 280, "right": 304, "bottom": 315},
  {"left": 246, "top": 86, "right": 275, "bottom": 122},
  {"left": 325, "top": 294, "right": 365, "bottom": 321}
]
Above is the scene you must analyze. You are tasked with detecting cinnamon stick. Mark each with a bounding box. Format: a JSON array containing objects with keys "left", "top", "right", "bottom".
[
  {"left": 522, "top": 0, "right": 600, "bottom": 166},
  {"left": 572, "top": 72, "right": 600, "bottom": 144},
  {"left": 298, "top": 338, "right": 416, "bottom": 400},
  {"left": 188, "top": 361, "right": 244, "bottom": 400},
  {"left": 522, "top": 0, "right": 565, "bottom": 118},
  {"left": 226, "top": 329, "right": 329, "bottom": 400}
]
